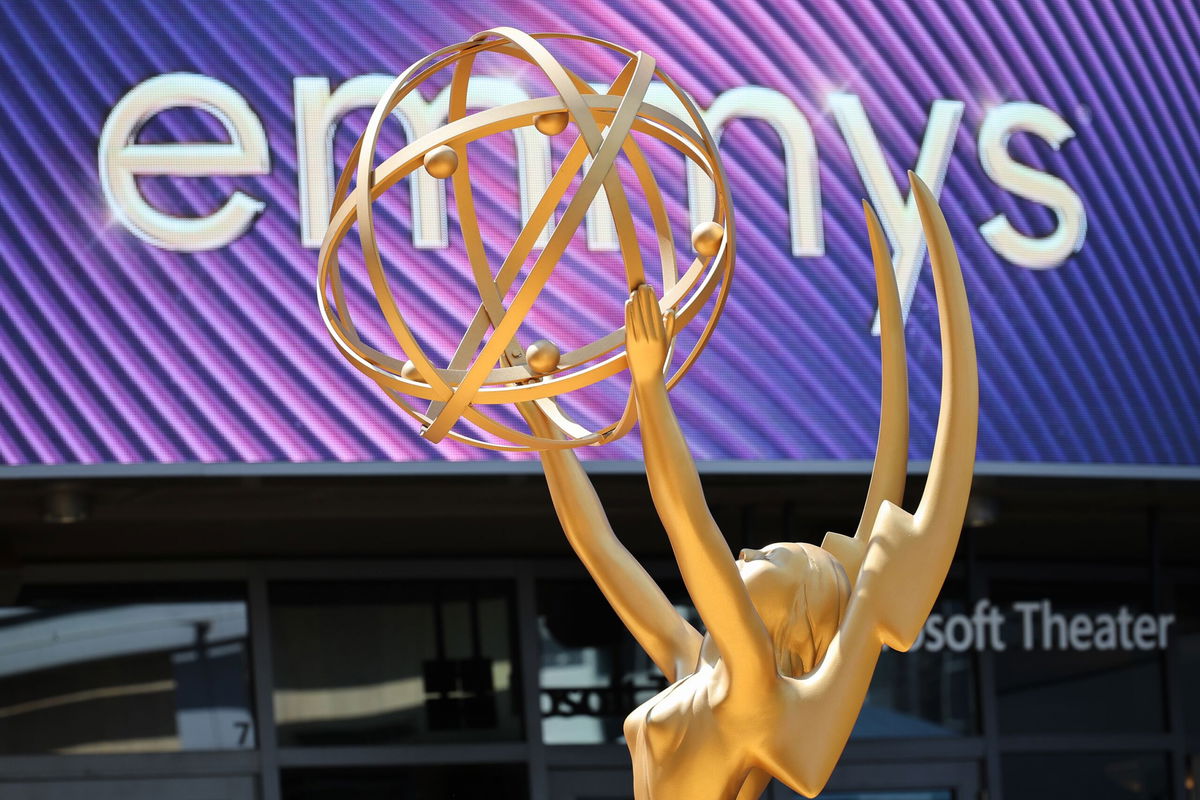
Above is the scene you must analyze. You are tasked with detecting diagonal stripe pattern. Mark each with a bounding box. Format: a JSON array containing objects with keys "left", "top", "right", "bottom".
[{"left": 1, "top": 0, "right": 1198, "bottom": 469}]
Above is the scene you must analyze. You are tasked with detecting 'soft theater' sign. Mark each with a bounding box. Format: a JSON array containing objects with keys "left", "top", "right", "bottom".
[{"left": 909, "top": 600, "right": 1177, "bottom": 653}]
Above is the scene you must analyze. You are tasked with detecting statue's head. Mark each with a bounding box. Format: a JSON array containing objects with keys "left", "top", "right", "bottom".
[{"left": 737, "top": 543, "right": 851, "bottom": 677}]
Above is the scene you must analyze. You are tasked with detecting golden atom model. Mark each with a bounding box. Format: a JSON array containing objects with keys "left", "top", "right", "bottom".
[{"left": 317, "top": 28, "right": 734, "bottom": 451}]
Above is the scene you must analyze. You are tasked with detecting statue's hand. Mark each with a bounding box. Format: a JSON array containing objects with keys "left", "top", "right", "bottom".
[{"left": 625, "top": 284, "right": 674, "bottom": 389}]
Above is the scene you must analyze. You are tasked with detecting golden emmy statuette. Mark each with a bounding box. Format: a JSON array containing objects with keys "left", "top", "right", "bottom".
[
  {"left": 318, "top": 27, "right": 732, "bottom": 451},
  {"left": 319, "top": 28, "right": 977, "bottom": 800}
]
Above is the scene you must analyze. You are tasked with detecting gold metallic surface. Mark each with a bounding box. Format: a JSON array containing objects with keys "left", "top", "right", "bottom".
[
  {"left": 691, "top": 220, "right": 725, "bottom": 257},
  {"left": 317, "top": 28, "right": 977, "bottom": 800},
  {"left": 525, "top": 339, "right": 561, "bottom": 374},
  {"left": 318, "top": 30, "right": 734, "bottom": 451},
  {"left": 422, "top": 144, "right": 460, "bottom": 178},
  {"left": 400, "top": 360, "right": 423, "bottom": 383},
  {"left": 523, "top": 172, "right": 976, "bottom": 800},
  {"left": 533, "top": 110, "right": 570, "bottom": 135}
]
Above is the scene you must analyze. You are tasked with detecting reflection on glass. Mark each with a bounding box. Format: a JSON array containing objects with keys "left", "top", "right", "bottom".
[
  {"left": 538, "top": 579, "right": 974, "bottom": 744},
  {"left": 0, "top": 584, "right": 254, "bottom": 754},
  {"left": 1002, "top": 752, "right": 1168, "bottom": 799},
  {"left": 280, "top": 765, "right": 528, "bottom": 800},
  {"left": 990, "top": 580, "right": 1166, "bottom": 735},
  {"left": 853, "top": 582, "right": 975, "bottom": 738},
  {"left": 794, "top": 792, "right": 951, "bottom": 800},
  {"left": 270, "top": 581, "right": 521, "bottom": 746},
  {"left": 1174, "top": 581, "right": 1199, "bottom": 739},
  {"left": 0, "top": 776, "right": 258, "bottom": 800},
  {"left": 538, "top": 580, "right": 696, "bottom": 745}
]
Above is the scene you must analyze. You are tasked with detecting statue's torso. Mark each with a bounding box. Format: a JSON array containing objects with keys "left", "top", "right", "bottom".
[{"left": 623, "top": 664, "right": 760, "bottom": 800}]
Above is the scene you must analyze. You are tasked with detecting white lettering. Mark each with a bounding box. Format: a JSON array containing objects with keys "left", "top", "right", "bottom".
[
  {"left": 1041, "top": 600, "right": 1069, "bottom": 649},
  {"left": 1093, "top": 613, "right": 1117, "bottom": 650},
  {"left": 978, "top": 102, "right": 1087, "bottom": 269},
  {"left": 909, "top": 624, "right": 925, "bottom": 651},
  {"left": 102, "top": 74, "right": 1089, "bottom": 306},
  {"left": 924, "top": 612, "right": 945, "bottom": 652},
  {"left": 1133, "top": 614, "right": 1158, "bottom": 649},
  {"left": 99, "top": 73, "right": 269, "bottom": 251},
  {"left": 1068, "top": 613, "right": 1093, "bottom": 650},
  {"left": 687, "top": 86, "right": 822, "bottom": 257},
  {"left": 985, "top": 601, "right": 1006, "bottom": 651},
  {"left": 1013, "top": 601, "right": 1040, "bottom": 650},
  {"left": 828, "top": 93, "right": 964, "bottom": 333},
  {"left": 584, "top": 84, "right": 822, "bottom": 258},
  {"left": 1118, "top": 606, "right": 1135, "bottom": 649},
  {"left": 294, "top": 75, "right": 553, "bottom": 250},
  {"left": 904, "top": 601, "right": 1171, "bottom": 654},
  {"left": 944, "top": 615, "right": 973, "bottom": 652},
  {"left": 1159, "top": 614, "right": 1176, "bottom": 648}
]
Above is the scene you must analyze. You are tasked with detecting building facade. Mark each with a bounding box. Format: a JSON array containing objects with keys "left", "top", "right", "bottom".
[{"left": 0, "top": 471, "right": 1195, "bottom": 799}]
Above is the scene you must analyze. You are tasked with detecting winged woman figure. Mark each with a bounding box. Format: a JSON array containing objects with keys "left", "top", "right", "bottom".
[{"left": 520, "top": 173, "right": 977, "bottom": 800}]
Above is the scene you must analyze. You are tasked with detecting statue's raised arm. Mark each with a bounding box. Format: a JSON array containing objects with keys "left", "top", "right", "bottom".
[
  {"left": 519, "top": 401, "right": 704, "bottom": 682},
  {"left": 626, "top": 284, "right": 780, "bottom": 690}
]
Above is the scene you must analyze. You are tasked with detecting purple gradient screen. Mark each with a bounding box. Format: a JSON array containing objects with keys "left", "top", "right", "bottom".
[{"left": 0, "top": 0, "right": 1198, "bottom": 470}]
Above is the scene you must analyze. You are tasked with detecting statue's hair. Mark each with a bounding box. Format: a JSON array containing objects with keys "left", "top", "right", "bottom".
[{"left": 772, "top": 546, "right": 851, "bottom": 678}]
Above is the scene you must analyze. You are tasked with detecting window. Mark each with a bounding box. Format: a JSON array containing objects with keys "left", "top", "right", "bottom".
[
  {"left": 537, "top": 577, "right": 976, "bottom": 744},
  {"left": 989, "top": 579, "right": 1166, "bottom": 735},
  {"left": 0, "top": 777, "right": 258, "bottom": 800},
  {"left": 537, "top": 579, "right": 692, "bottom": 745},
  {"left": 1175, "top": 578, "right": 1200, "bottom": 745},
  {"left": 1001, "top": 752, "right": 1168, "bottom": 799},
  {"left": 269, "top": 580, "right": 522, "bottom": 746},
  {"left": 794, "top": 793, "right": 951, "bottom": 800},
  {"left": 854, "top": 581, "right": 976, "bottom": 738},
  {"left": 0, "top": 584, "right": 254, "bottom": 754},
  {"left": 280, "top": 765, "right": 527, "bottom": 800}
]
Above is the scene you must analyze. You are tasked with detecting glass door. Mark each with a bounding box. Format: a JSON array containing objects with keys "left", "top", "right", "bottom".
[
  {"left": 786, "top": 761, "right": 979, "bottom": 799},
  {"left": 550, "top": 762, "right": 978, "bottom": 800},
  {"left": 814, "top": 793, "right": 950, "bottom": 800},
  {"left": 0, "top": 777, "right": 258, "bottom": 800},
  {"left": 548, "top": 769, "right": 636, "bottom": 800}
]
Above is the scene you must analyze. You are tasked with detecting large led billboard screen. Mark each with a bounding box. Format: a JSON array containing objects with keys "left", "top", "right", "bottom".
[{"left": 0, "top": 1, "right": 1197, "bottom": 474}]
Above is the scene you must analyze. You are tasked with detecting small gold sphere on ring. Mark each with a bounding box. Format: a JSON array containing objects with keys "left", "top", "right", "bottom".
[
  {"left": 691, "top": 221, "right": 725, "bottom": 257},
  {"left": 401, "top": 360, "right": 424, "bottom": 382},
  {"left": 534, "top": 111, "right": 570, "bottom": 136},
  {"left": 423, "top": 145, "right": 459, "bottom": 179},
  {"left": 525, "top": 339, "right": 562, "bottom": 375}
]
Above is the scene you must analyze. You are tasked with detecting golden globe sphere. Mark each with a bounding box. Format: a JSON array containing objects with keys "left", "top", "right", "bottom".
[
  {"left": 534, "top": 111, "right": 570, "bottom": 135},
  {"left": 423, "top": 145, "right": 459, "bottom": 179},
  {"left": 317, "top": 28, "right": 735, "bottom": 452},
  {"left": 691, "top": 221, "right": 725, "bottom": 257},
  {"left": 401, "top": 360, "right": 424, "bottom": 383},
  {"left": 525, "top": 339, "right": 562, "bottom": 375}
]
